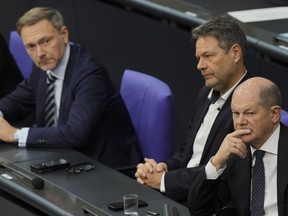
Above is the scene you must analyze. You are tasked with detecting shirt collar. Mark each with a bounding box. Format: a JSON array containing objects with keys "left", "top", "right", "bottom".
[
  {"left": 208, "top": 71, "right": 247, "bottom": 102},
  {"left": 250, "top": 124, "right": 280, "bottom": 156},
  {"left": 46, "top": 44, "right": 70, "bottom": 80}
]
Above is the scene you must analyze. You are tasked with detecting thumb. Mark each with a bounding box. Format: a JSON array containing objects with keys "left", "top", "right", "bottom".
[{"left": 155, "top": 162, "right": 167, "bottom": 172}]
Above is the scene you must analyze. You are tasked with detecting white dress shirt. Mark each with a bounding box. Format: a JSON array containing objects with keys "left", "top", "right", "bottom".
[{"left": 160, "top": 73, "right": 247, "bottom": 192}]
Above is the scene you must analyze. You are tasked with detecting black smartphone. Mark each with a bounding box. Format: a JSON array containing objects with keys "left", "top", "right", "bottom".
[
  {"left": 30, "top": 158, "right": 70, "bottom": 173},
  {"left": 107, "top": 199, "right": 148, "bottom": 211}
]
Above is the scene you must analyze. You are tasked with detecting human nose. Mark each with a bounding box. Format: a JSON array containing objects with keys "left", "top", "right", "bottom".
[
  {"left": 235, "top": 114, "right": 248, "bottom": 126},
  {"left": 36, "top": 45, "right": 46, "bottom": 58},
  {"left": 197, "top": 58, "right": 207, "bottom": 71}
]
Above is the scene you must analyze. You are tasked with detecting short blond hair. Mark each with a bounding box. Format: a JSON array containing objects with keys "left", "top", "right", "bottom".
[{"left": 17, "top": 7, "right": 64, "bottom": 35}]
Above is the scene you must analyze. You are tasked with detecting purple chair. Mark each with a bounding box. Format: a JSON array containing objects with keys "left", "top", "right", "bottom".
[
  {"left": 120, "top": 69, "right": 175, "bottom": 162},
  {"left": 9, "top": 31, "right": 33, "bottom": 79},
  {"left": 281, "top": 109, "right": 288, "bottom": 126}
]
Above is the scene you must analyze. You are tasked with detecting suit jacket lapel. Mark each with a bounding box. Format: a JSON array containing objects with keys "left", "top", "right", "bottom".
[
  {"left": 37, "top": 71, "right": 48, "bottom": 126},
  {"left": 228, "top": 152, "right": 252, "bottom": 216},
  {"left": 277, "top": 124, "right": 288, "bottom": 216},
  {"left": 193, "top": 86, "right": 212, "bottom": 131},
  {"left": 238, "top": 153, "right": 252, "bottom": 216},
  {"left": 184, "top": 88, "right": 211, "bottom": 162},
  {"left": 194, "top": 98, "right": 211, "bottom": 131},
  {"left": 202, "top": 96, "right": 232, "bottom": 156},
  {"left": 58, "top": 44, "right": 76, "bottom": 125}
]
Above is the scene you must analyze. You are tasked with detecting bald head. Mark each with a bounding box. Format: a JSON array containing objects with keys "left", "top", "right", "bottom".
[
  {"left": 233, "top": 77, "right": 281, "bottom": 109},
  {"left": 231, "top": 77, "right": 282, "bottom": 148}
]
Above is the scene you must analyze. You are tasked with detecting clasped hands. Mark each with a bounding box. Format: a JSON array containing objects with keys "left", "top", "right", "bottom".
[{"left": 135, "top": 158, "right": 167, "bottom": 190}]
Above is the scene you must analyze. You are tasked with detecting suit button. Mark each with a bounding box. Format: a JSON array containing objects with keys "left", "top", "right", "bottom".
[{"left": 37, "top": 139, "right": 47, "bottom": 144}]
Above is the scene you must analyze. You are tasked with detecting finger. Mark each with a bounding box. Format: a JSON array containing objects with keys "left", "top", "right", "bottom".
[
  {"left": 144, "top": 162, "right": 155, "bottom": 172},
  {"left": 137, "top": 169, "right": 148, "bottom": 178},
  {"left": 135, "top": 169, "right": 143, "bottom": 177},
  {"left": 230, "top": 131, "right": 249, "bottom": 157},
  {"left": 233, "top": 146, "right": 247, "bottom": 159},
  {"left": 136, "top": 163, "right": 148, "bottom": 177},
  {"left": 230, "top": 141, "right": 247, "bottom": 158},
  {"left": 155, "top": 162, "right": 167, "bottom": 172},
  {"left": 136, "top": 177, "right": 145, "bottom": 184},
  {"left": 144, "top": 158, "right": 157, "bottom": 166},
  {"left": 233, "top": 129, "right": 251, "bottom": 138},
  {"left": 137, "top": 163, "right": 147, "bottom": 171},
  {"left": 215, "top": 136, "right": 244, "bottom": 164},
  {"left": 144, "top": 158, "right": 157, "bottom": 172}
]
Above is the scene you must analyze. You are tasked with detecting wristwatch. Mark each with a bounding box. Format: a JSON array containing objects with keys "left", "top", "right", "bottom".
[{"left": 14, "top": 129, "right": 20, "bottom": 142}]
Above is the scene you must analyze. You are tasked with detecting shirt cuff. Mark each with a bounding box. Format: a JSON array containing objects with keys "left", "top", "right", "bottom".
[
  {"left": 17, "top": 127, "right": 29, "bottom": 147},
  {"left": 205, "top": 158, "right": 226, "bottom": 180},
  {"left": 160, "top": 172, "right": 166, "bottom": 193}
]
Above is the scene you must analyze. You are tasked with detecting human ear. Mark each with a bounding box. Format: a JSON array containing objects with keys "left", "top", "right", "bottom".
[
  {"left": 230, "top": 44, "right": 241, "bottom": 63},
  {"left": 60, "top": 26, "right": 69, "bottom": 43},
  {"left": 271, "top": 105, "right": 281, "bottom": 124}
]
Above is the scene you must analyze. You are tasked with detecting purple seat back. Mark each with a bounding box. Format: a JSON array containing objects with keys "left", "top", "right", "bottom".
[
  {"left": 9, "top": 31, "right": 32, "bottom": 79},
  {"left": 281, "top": 109, "right": 288, "bottom": 126},
  {"left": 120, "top": 69, "right": 175, "bottom": 162}
]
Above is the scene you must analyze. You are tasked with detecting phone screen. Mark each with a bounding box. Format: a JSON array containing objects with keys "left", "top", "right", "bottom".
[{"left": 30, "top": 159, "right": 70, "bottom": 172}]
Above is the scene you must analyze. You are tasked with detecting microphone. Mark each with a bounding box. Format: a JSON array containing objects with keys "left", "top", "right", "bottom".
[
  {"left": 31, "top": 177, "right": 45, "bottom": 189},
  {"left": 0, "top": 162, "right": 45, "bottom": 189}
]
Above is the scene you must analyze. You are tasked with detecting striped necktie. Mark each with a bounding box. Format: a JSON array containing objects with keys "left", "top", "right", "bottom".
[{"left": 45, "top": 72, "right": 57, "bottom": 127}]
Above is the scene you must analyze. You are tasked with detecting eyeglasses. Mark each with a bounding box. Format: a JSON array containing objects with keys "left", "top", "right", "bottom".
[{"left": 66, "top": 162, "right": 95, "bottom": 174}]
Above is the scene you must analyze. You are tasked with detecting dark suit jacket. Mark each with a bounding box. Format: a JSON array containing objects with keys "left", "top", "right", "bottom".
[
  {"left": 164, "top": 72, "right": 251, "bottom": 202},
  {"left": 0, "top": 43, "right": 142, "bottom": 168},
  {"left": 0, "top": 32, "right": 23, "bottom": 98},
  {"left": 188, "top": 124, "right": 288, "bottom": 216}
]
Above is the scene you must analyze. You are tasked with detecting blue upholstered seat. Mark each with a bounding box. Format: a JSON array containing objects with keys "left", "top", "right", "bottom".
[
  {"left": 120, "top": 69, "right": 175, "bottom": 162},
  {"left": 9, "top": 31, "right": 32, "bottom": 78},
  {"left": 281, "top": 109, "right": 288, "bottom": 126}
]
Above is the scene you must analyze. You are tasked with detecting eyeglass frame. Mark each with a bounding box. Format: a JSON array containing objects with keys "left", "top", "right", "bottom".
[{"left": 66, "top": 162, "right": 95, "bottom": 174}]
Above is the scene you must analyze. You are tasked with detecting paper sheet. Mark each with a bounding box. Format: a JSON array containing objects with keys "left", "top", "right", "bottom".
[{"left": 228, "top": 6, "right": 288, "bottom": 23}]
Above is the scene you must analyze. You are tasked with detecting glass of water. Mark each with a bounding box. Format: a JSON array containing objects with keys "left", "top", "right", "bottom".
[{"left": 123, "top": 194, "right": 138, "bottom": 216}]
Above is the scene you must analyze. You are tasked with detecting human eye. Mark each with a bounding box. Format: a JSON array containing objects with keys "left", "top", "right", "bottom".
[
  {"left": 204, "top": 53, "right": 214, "bottom": 61},
  {"left": 245, "top": 112, "right": 255, "bottom": 117},
  {"left": 43, "top": 38, "right": 50, "bottom": 45},
  {"left": 25, "top": 44, "right": 35, "bottom": 51},
  {"left": 40, "top": 37, "right": 52, "bottom": 46},
  {"left": 232, "top": 111, "right": 239, "bottom": 118}
]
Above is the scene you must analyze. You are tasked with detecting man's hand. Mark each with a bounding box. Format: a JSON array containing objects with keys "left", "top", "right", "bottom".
[
  {"left": 212, "top": 129, "right": 250, "bottom": 170},
  {"left": 0, "top": 117, "right": 18, "bottom": 143},
  {"left": 135, "top": 158, "right": 167, "bottom": 190}
]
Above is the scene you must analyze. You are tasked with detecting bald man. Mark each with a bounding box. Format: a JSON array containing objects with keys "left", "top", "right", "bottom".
[{"left": 188, "top": 77, "right": 288, "bottom": 216}]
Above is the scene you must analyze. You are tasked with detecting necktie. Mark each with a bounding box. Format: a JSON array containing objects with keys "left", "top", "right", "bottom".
[
  {"left": 251, "top": 150, "right": 265, "bottom": 216},
  {"left": 45, "top": 72, "right": 57, "bottom": 127},
  {"left": 210, "top": 90, "right": 220, "bottom": 104}
]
